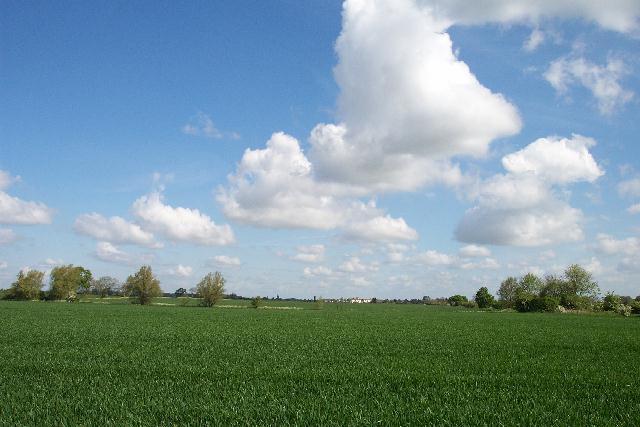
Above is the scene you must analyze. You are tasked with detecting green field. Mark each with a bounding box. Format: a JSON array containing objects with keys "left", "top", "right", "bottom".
[{"left": 0, "top": 300, "right": 638, "bottom": 425}]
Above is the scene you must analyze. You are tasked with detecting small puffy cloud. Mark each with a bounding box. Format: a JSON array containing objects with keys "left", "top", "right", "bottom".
[
  {"left": 74, "top": 213, "right": 160, "bottom": 248},
  {"left": 0, "top": 170, "right": 18, "bottom": 190},
  {"left": 0, "top": 261, "right": 7, "bottom": 270},
  {"left": 343, "top": 215, "right": 418, "bottom": 242},
  {"left": 544, "top": 56, "right": 633, "bottom": 115},
  {"left": 523, "top": 28, "right": 545, "bottom": 52},
  {"left": 133, "top": 191, "right": 234, "bottom": 246},
  {"left": 618, "top": 178, "right": 640, "bottom": 198},
  {"left": 212, "top": 255, "right": 241, "bottom": 267},
  {"left": 501, "top": 135, "right": 603, "bottom": 184},
  {"left": 415, "top": 250, "right": 455, "bottom": 267},
  {"left": 596, "top": 233, "right": 640, "bottom": 256},
  {"left": 584, "top": 257, "right": 603, "bottom": 275},
  {"left": 459, "top": 257, "right": 500, "bottom": 270},
  {"left": 95, "top": 242, "right": 143, "bottom": 265},
  {"left": 182, "top": 112, "right": 223, "bottom": 139},
  {"left": 44, "top": 258, "right": 64, "bottom": 266},
  {"left": 0, "top": 177, "right": 54, "bottom": 225},
  {"left": 339, "top": 256, "right": 378, "bottom": 273},
  {"left": 291, "top": 245, "right": 325, "bottom": 263},
  {"left": 303, "top": 266, "right": 333, "bottom": 277},
  {"left": 168, "top": 264, "right": 193, "bottom": 278},
  {"left": 459, "top": 244, "right": 491, "bottom": 258},
  {"left": 627, "top": 203, "right": 640, "bottom": 215},
  {"left": 0, "top": 228, "right": 18, "bottom": 245}
]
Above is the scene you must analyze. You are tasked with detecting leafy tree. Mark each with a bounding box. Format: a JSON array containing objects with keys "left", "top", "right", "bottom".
[
  {"left": 530, "top": 296, "right": 560, "bottom": 312},
  {"left": 124, "top": 266, "right": 161, "bottom": 305},
  {"left": 540, "top": 275, "right": 569, "bottom": 299},
  {"left": 448, "top": 295, "right": 468, "bottom": 306},
  {"left": 564, "top": 264, "right": 599, "bottom": 299},
  {"left": 514, "top": 292, "right": 536, "bottom": 313},
  {"left": 519, "top": 273, "right": 544, "bottom": 295},
  {"left": 196, "top": 272, "right": 225, "bottom": 307},
  {"left": 174, "top": 287, "right": 187, "bottom": 298},
  {"left": 49, "top": 265, "right": 93, "bottom": 300},
  {"left": 92, "top": 276, "right": 119, "bottom": 298},
  {"left": 9, "top": 270, "right": 45, "bottom": 300},
  {"left": 474, "top": 287, "right": 495, "bottom": 309},
  {"left": 250, "top": 296, "right": 263, "bottom": 308},
  {"left": 498, "top": 277, "right": 519, "bottom": 307}
]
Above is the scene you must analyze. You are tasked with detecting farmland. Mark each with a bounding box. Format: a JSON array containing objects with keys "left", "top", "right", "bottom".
[{"left": 0, "top": 301, "right": 639, "bottom": 425}]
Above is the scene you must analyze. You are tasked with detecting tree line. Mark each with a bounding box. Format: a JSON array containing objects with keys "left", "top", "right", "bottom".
[
  {"left": 446, "top": 264, "right": 640, "bottom": 317},
  {"left": 2, "top": 265, "right": 228, "bottom": 307}
]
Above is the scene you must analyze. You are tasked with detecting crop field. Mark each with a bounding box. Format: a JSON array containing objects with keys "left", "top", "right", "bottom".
[{"left": 0, "top": 301, "right": 639, "bottom": 425}]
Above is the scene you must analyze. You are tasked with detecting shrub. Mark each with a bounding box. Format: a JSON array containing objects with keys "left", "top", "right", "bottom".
[
  {"left": 197, "top": 272, "right": 225, "bottom": 307},
  {"left": 462, "top": 301, "right": 477, "bottom": 309},
  {"left": 448, "top": 295, "right": 468, "bottom": 307},
  {"left": 631, "top": 300, "right": 640, "bottom": 315},
  {"left": 313, "top": 297, "right": 325, "bottom": 310},
  {"left": 560, "top": 294, "right": 592, "bottom": 310},
  {"left": 514, "top": 292, "right": 535, "bottom": 313},
  {"left": 250, "top": 296, "right": 263, "bottom": 309},
  {"left": 616, "top": 304, "right": 632, "bottom": 317},
  {"left": 603, "top": 293, "right": 621, "bottom": 311},
  {"left": 530, "top": 296, "right": 560, "bottom": 313},
  {"left": 124, "top": 266, "right": 161, "bottom": 305}
]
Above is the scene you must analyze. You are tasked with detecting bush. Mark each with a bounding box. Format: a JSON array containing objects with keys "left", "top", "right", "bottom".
[
  {"left": 560, "top": 294, "right": 592, "bottom": 310},
  {"left": 448, "top": 295, "right": 468, "bottom": 307},
  {"left": 631, "top": 300, "right": 640, "bottom": 315},
  {"left": 530, "top": 296, "right": 560, "bottom": 313},
  {"left": 514, "top": 293, "right": 535, "bottom": 312},
  {"left": 462, "top": 301, "right": 477, "bottom": 309},
  {"left": 603, "top": 293, "right": 621, "bottom": 311},
  {"left": 250, "top": 296, "right": 263, "bottom": 309},
  {"left": 313, "top": 297, "right": 325, "bottom": 310},
  {"left": 616, "top": 304, "right": 632, "bottom": 317}
]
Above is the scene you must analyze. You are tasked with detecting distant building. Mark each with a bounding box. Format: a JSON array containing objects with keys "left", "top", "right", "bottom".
[{"left": 350, "top": 297, "right": 372, "bottom": 304}]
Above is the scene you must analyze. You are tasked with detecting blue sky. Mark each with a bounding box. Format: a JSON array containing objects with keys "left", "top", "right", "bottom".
[{"left": 2, "top": 0, "right": 639, "bottom": 298}]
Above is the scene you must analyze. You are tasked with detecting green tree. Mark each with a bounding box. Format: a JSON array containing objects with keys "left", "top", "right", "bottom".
[
  {"left": 124, "top": 266, "right": 161, "bottom": 305},
  {"left": 49, "top": 265, "right": 93, "bottom": 300},
  {"left": 9, "top": 270, "right": 44, "bottom": 300},
  {"left": 196, "top": 272, "right": 225, "bottom": 307},
  {"left": 564, "top": 264, "right": 599, "bottom": 299},
  {"left": 497, "top": 277, "right": 519, "bottom": 307},
  {"left": 540, "top": 275, "right": 569, "bottom": 299},
  {"left": 92, "top": 276, "right": 119, "bottom": 298},
  {"left": 519, "top": 273, "right": 544, "bottom": 295},
  {"left": 474, "top": 286, "right": 495, "bottom": 309}
]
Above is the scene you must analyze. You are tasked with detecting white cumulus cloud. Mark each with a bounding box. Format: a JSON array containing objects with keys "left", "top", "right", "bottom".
[
  {"left": 168, "top": 264, "right": 193, "bottom": 278},
  {"left": 95, "top": 242, "right": 149, "bottom": 265},
  {"left": 74, "top": 213, "right": 161, "bottom": 248},
  {"left": 291, "top": 245, "right": 325, "bottom": 263},
  {"left": 133, "top": 191, "right": 234, "bottom": 246},
  {"left": 212, "top": 255, "right": 241, "bottom": 267},
  {"left": 0, "top": 171, "right": 54, "bottom": 225}
]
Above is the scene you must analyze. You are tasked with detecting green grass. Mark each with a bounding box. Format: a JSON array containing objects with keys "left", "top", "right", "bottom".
[{"left": 0, "top": 301, "right": 638, "bottom": 425}]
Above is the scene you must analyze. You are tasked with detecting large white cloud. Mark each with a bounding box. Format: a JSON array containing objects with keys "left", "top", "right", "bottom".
[
  {"left": 217, "top": 132, "right": 418, "bottom": 242},
  {"left": 133, "top": 191, "right": 234, "bottom": 246},
  {"left": 596, "top": 234, "right": 640, "bottom": 256},
  {"left": 0, "top": 171, "right": 54, "bottom": 225},
  {"left": 74, "top": 213, "right": 160, "bottom": 248},
  {"left": 456, "top": 134, "right": 601, "bottom": 246},
  {"left": 309, "top": 0, "right": 521, "bottom": 192}
]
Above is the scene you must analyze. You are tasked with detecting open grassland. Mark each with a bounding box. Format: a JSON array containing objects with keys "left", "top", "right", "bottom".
[{"left": 0, "top": 301, "right": 638, "bottom": 426}]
